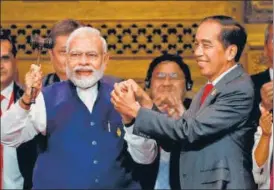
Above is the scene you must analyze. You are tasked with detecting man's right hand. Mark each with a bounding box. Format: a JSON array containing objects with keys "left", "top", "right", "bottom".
[
  {"left": 261, "top": 81, "right": 273, "bottom": 111},
  {"left": 20, "top": 64, "right": 43, "bottom": 109}
]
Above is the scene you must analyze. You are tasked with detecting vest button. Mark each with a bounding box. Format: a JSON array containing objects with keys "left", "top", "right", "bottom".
[
  {"left": 95, "top": 178, "right": 99, "bottom": 183},
  {"left": 90, "top": 121, "right": 95, "bottom": 126},
  {"left": 93, "top": 160, "right": 98, "bottom": 164},
  {"left": 92, "top": 141, "right": 97, "bottom": 145}
]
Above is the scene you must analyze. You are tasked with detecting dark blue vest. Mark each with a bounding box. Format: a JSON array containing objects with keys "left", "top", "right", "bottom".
[{"left": 33, "top": 80, "right": 141, "bottom": 189}]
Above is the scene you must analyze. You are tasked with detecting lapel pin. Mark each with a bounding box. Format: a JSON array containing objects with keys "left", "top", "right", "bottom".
[{"left": 211, "top": 89, "right": 217, "bottom": 96}]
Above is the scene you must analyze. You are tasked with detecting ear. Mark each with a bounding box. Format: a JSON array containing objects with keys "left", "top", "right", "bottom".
[
  {"left": 48, "top": 49, "right": 53, "bottom": 62},
  {"left": 226, "top": 44, "right": 238, "bottom": 61},
  {"left": 102, "top": 53, "right": 109, "bottom": 71}
]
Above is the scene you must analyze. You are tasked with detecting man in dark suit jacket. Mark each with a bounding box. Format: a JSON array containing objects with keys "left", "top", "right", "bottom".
[
  {"left": 251, "top": 22, "right": 273, "bottom": 125},
  {"left": 111, "top": 15, "right": 256, "bottom": 189},
  {"left": 1, "top": 33, "right": 37, "bottom": 189}
]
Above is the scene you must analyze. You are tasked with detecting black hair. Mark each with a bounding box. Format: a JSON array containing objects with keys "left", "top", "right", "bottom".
[
  {"left": 0, "top": 30, "right": 17, "bottom": 57},
  {"left": 48, "top": 19, "right": 82, "bottom": 48},
  {"left": 145, "top": 53, "right": 193, "bottom": 91},
  {"left": 201, "top": 15, "right": 247, "bottom": 62}
]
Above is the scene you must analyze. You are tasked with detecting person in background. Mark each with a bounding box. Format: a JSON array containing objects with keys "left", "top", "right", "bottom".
[
  {"left": 141, "top": 54, "right": 193, "bottom": 189},
  {"left": 253, "top": 106, "right": 273, "bottom": 189},
  {"left": 0, "top": 33, "right": 37, "bottom": 189},
  {"left": 251, "top": 22, "right": 273, "bottom": 120}
]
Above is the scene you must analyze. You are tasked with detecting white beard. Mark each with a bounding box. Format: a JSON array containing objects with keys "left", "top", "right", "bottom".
[{"left": 66, "top": 64, "right": 104, "bottom": 89}]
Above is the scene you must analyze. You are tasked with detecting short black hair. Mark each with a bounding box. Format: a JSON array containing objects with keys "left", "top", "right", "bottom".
[
  {"left": 201, "top": 15, "right": 247, "bottom": 62},
  {"left": 145, "top": 53, "right": 193, "bottom": 91},
  {"left": 48, "top": 19, "right": 82, "bottom": 48},
  {"left": 0, "top": 30, "right": 17, "bottom": 57}
]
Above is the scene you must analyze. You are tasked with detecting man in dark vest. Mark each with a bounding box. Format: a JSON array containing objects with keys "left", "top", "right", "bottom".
[
  {"left": 0, "top": 33, "right": 37, "bottom": 189},
  {"left": 1, "top": 26, "right": 157, "bottom": 188}
]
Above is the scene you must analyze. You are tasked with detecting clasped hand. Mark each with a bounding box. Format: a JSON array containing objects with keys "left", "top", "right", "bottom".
[{"left": 110, "top": 79, "right": 152, "bottom": 123}]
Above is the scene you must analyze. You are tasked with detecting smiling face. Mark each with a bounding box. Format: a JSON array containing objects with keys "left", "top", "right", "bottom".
[
  {"left": 66, "top": 32, "right": 109, "bottom": 89},
  {"left": 150, "top": 61, "right": 186, "bottom": 101},
  {"left": 194, "top": 20, "right": 235, "bottom": 82}
]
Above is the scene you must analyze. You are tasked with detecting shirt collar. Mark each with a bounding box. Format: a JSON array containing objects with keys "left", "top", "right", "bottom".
[
  {"left": 1, "top": 81, "right": 14, "bottom": 100},
  {"left": 76, "top": 83, "right": 99, "bottom": 99},
  {"left": 210, "top": 64, "right": 238, "bottom": 86},
  {"left": 269, "top": 68, "right": 273, "bottom": 80}
]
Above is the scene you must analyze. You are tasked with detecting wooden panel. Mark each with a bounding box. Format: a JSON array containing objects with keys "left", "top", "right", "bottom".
[
  {"left": 247, "top": 50, "right": 268, "bottom": 75},
  {"left": 1, "top": 1, "right": 242, "bottom": 21}
]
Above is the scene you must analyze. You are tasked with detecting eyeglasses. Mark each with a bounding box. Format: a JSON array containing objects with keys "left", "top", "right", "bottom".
[
  {"left": 68, "top": 51, "right": 101, "bottom": 62},
  {"left": 0, "top": 54, "right": 13, "bottom": 63},
  {"left": 153, "top": 72, "right": 185, "bottom": 81}
]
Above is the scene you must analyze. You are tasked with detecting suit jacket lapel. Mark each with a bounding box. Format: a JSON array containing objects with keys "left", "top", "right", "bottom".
[
  {"left": 197, "top": 64, "right": 245, "bottom": 113},
  {"left": 186, "top": 87, "right": 204, "bottom": 116}
]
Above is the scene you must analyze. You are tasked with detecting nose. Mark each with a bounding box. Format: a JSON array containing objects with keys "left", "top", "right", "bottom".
[
  {"left": 194, "top": 44, "right": 203, "bottom": 58},
  {"left": 79, "top": 54, "right": 89, "bottom": 66},
  {"left": 163, "top": 77, "right": 171, "bottom": 86}
]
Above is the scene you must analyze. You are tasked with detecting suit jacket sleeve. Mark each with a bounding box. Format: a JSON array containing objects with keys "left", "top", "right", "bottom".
[{"left": 133, "top": 86, "right": 254, "bottom": 144}]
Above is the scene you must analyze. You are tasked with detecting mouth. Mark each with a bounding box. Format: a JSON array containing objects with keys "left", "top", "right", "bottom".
[{"left": 75, "top": 70, "right": 93, "bottom": 76}]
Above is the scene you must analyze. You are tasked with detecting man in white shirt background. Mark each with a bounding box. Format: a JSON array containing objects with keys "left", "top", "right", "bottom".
[
  {"left": 252, "top": 21, "right": 273, "bottom": 190},
  {"left": 0, "top": 32, "right": 38, "bottom": 189},
  {"left": 253, "top": 106, "right": 273, "bottom": 189},
  {"left": 251, "top": 22, "right": 273, "bottom": 122},
  {"left": 1, "top": 26, "right": 157, "bottom": 189}
]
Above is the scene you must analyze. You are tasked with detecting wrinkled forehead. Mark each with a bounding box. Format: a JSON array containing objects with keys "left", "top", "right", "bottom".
[
  {"left": 196, "top": 20, "right": 222, "bottom": 41},
  {"left": 68, "top": 34, "right": 103, "bottom": 52}
]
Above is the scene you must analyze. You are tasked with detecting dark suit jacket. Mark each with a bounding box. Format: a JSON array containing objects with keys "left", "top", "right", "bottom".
[
  {"left": 251, "top": 69, "right": 271, "bottom": 127},
  {"left": 13, "top": 83, "right": 38, "bottom": 189},
  {"left": 134, "top": 65, "right": 256, "bottom": 189}
]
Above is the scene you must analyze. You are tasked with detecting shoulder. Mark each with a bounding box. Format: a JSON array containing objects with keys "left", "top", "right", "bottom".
[
  {"left": 251, "top": 69, "right": 270, "bottom": 85},
  {"left": 42, "top": 80, "right": 71, "bottom": 96},
  {"left": 42, "top": 73, "right": 60, "bottom": 87}
]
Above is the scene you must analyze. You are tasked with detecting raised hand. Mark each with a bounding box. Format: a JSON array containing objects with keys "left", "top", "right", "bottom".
[
  {"left": 259, "top": 106, "right": 273, "bottom": 136},
  {"left": 20, "top": 64, "right": 43, "bottom": 108},
  {"left": 261, "top": 81, "right": 273, "bottom": 111},
  {"left": 111, "top": 82, "right": 141, "bottom": 121},
  {"left": 153, "top": 91, "right": 185, "bottom": 119}
]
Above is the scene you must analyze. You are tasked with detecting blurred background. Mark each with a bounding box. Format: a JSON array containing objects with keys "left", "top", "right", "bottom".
[{"left": 1, "top": 0, "right": 273, "bottom": 95}]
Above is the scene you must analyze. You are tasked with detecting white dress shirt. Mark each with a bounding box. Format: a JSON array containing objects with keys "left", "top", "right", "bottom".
[
  {"left": 1, "top": 83, "right": 157, "bottom": 164},
  {"left": 211, "top": 64, "right": 238, "bottom": 85},
  {"left": 252, "top": 124, "right": 273, "bottom": 189},
  {"left": 269, "top": 68, "right": 273, "bottom": 81},
  {"left": 1, "top": 81, "right": 24, "bottom": 189},
  {"left": 252, "top": 68, "right": 273, "bottom": 189}
]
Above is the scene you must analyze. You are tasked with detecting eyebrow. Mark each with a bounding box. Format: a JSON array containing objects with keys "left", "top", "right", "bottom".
[{"left": 200, "top": 39, "right": 212, "bottom": 44}]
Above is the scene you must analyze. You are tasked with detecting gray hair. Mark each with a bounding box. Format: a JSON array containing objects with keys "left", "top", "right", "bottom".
[
  {"left": 264, "top": 22, "right": 273, "bottom": 44},
  {"left": 66, "top": 26, "right": 108, "bottom": 53}
]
